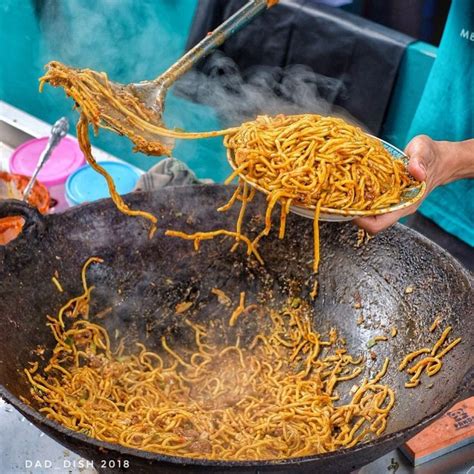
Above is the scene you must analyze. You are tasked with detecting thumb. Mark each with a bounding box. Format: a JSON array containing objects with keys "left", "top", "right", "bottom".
[
  {"left": 404, "top": 135, "right": 436, "bottom": 183},
  {"left": 407, "top": 154, "right": 427, "bottom": 182}
]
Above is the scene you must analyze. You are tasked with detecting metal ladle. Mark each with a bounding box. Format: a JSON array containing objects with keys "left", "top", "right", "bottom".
[
  {"left": 23, "top": 117, "right": 69, "bottom": 200},
  {"left": 41, "top": 0, "right": 278, "bottom": 155}
]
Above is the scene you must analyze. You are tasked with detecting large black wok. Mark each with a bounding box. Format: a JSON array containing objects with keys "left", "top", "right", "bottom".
[{"left": 0, "top": 185, "right": 472, "bottom": 473}]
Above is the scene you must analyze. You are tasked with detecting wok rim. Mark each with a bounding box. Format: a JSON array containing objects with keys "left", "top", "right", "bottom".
[{"left": 0, "top": 189, "right": 472, "bottom": 468}]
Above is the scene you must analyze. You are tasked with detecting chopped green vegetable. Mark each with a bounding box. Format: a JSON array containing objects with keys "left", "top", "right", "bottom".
[
  {"left": 367, "top": 339, "right": 377, "bottom": 349},
  {"left": 291, "top": 297, "right": 301, "bottom": 309}
]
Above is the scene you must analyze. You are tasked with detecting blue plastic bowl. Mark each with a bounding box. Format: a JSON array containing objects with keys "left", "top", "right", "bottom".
[{"left": 65, "top": 161, "right": 141, "bottom": 206}]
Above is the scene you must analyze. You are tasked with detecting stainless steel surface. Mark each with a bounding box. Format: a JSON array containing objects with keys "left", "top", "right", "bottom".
[
  {"left": 22, "top": 117, "right": 69, "bottom": 200},
  {"left": 0, "top": 399, "right": 95, "bottom": 474},
  {"left": 0, "top": 122, "right": 34, "bottom": 170},
  {"left": 358, "top": 443, "right": 474, "bottom": 474}
]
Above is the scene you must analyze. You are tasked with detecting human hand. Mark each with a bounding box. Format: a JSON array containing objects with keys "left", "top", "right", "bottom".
[{"left": 354, "top": 135, "right": 470, "bottom": 234}]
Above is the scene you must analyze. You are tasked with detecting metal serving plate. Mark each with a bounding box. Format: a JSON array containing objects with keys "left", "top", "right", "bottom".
[{"left": 227, "top": 136, "right": 426, "bottom": 222}]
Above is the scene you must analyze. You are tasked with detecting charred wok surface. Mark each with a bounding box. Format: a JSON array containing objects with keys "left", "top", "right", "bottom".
[{"left": 0, "top": 185, "right": 472, "bottom": 473}]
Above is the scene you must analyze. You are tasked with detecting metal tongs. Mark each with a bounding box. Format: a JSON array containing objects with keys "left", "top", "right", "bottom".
[{"left": 23, "top": 117, "right": 69, "bottom": 200}]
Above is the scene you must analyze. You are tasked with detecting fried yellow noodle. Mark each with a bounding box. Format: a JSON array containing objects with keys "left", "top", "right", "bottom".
[
  {"left": 41, "top": 63, "right": 420, "bottom": 273},
  {"left": 24, "top": 259, "right": 395, "bottom": 461},
  {"left": 77, "top": 115, "right": 158, "bottom": 237},
  {"left": 167, "top": 114, "right": 419, "bottom": 273},
  {"left": 399, "top": 325, "right": 461, "bottom": 388}
]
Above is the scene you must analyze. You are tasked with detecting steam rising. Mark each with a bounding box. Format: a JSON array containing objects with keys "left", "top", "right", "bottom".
[
  {"left": 37, "top": 0, "right": 181, "bottom": 80},
  {"left": 175, "top": 51, "right": 352, "bottom": 127},
  {"left": 34, "top": 0, "right": 361, "bottom": 179}
]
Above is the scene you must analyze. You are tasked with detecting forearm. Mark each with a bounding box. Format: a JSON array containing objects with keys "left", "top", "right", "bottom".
[{"left": 436, "top": 139, "right": 474, "bottom": 185}]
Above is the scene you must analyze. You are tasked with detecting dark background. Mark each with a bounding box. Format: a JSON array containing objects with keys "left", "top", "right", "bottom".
[{"left": 344, "top": 0, "right": 451, "bottom": 45}]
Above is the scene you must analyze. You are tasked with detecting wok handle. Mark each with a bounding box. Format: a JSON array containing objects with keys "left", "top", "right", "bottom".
[{"left": 0, "top": 199, "right": 46, "bottom": 239}]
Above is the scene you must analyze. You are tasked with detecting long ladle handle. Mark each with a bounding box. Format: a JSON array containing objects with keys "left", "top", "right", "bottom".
[{"left": 154, "top": 0, "right": 277, "bottom": 98}]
